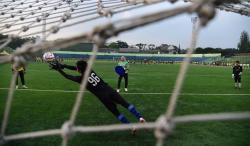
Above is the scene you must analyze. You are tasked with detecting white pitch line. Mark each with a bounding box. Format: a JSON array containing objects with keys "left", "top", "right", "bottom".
[
  {"left": 0, "top": 88, "right": 250, "bottom": 96},
  {"left": 0, "top": 88, "right": 84, "bottom": 93},
  {"left": 123, "top": 93, "right": 250, "bottom": 96}
]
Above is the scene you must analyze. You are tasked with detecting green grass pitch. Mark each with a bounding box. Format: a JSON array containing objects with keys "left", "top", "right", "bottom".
[{"left": 0, "top": 61, "right": 250, "bottom": 146}]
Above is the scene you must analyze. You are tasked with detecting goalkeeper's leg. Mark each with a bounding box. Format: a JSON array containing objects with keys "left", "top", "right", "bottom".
[
  {"left": 99, "top": 96, "right": 130, "bottom": 124},
  {"left": 19, "top": 71, "right": 27, "bottom": 88},
  {"left": 117, "top": 76, "right": 122, "bottom": 92},
  {"left": 110, "top": 91, "right": 146, "bottom": 123},
  {"left": 234, "top": 76, "right": 238, "bottom": 88},
  {"left": 16, "top": 73, "right": 19, "bottom": 89},
  {"left": 124, "top": 73, "right": 128, "bottom": 92},
  {"left": 238, "top": 76, "right": 242, "bottom": 88}
]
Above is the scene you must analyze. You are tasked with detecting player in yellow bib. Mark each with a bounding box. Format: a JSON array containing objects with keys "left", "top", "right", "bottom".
[{"left": 12, "top": 63, "right": 28, "bottom": 89}]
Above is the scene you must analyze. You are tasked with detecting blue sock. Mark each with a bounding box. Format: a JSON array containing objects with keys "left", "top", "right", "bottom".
[
  {"left": 128, "top": 104, "right": 142, "bottom": 120},
  {"left": 117, "top": 114, "right": 130, "bottom": 124}
]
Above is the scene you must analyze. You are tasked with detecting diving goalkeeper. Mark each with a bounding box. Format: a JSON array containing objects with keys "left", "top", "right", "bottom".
[{"left": 50, "top": 60, "right": 145, "bottom": 126}]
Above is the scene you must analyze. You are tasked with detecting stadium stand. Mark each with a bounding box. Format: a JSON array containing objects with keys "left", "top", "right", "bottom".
[{"left": 53, "top": 51, "right": 221, "bottom": 63}]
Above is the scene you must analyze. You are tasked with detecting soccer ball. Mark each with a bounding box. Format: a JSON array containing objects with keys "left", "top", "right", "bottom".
[{"left": 43, "top": 52, "right": 55, "bottom": 62}]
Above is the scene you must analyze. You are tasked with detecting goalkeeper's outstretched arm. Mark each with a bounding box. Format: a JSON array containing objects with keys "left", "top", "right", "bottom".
[
  {"left": 49, "top": 61, "right": 81, "bottom": 82},
  {"left": 57, "top": 69, "right": 81, "bottom": 83},
  {"left": 62, "top": 64, "right": 77, "bottom": 70}
]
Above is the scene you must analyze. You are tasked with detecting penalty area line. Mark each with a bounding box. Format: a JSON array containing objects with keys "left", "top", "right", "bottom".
[
  {"left": 0, "top": 88, "right": 250, "bottom": 96},
  {"left": 0, "top": 88, "right": 85, "bottom": 93}
]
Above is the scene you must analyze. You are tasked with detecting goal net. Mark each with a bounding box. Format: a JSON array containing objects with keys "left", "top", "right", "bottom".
[{"left": 0, "top": 0, "right": 250, "bottom": 146}]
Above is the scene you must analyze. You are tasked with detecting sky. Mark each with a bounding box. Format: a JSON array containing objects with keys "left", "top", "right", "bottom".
[
  {"left": 48, "top": 1, "right": 250, "bottom": 49},
  {"left": 4, "top": 0, "right": 248, "bottom": 49},
  {"left": 107, "top": 2, "right": 250, "bottom": 49}
]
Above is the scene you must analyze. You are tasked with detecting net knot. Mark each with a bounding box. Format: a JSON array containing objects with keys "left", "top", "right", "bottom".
[
  {"left": 168, "top": 0, "right": 178, "bottom": 3},
  {"left": 97, "top": 8, "right": 112, "bottom": 17},
  {"left": 12, "top": 56, "right": 27, "bottom": 67},
  {"left": 154, "top": 115, "right": 174, "bottom": 140},
  {"left": 20, "top": 17, "right": 25, "bottom": 21},
  {"left": 91, "top": 23, "right": 116, "bottom": 47},
  {"left": 22, "top": 26, "right": 29, "bottom": 32},
  {"left": 123, "top": 0, "right": 137, "bottom": 5},
  {"left": 36, "top": 17, "right": 42, "bottom": 22},
  {"left": 50, "top": 26, "right": 60, "bottom": 34},
  {"left": 61, "top": 12, "right": 71, "bottom": 22},
  {"left": 11, "top": 41, "right": 37, "bottom": 64},
  {"left": 44, "top": 13, "right": 50, "bottom": 18},
  {"left": 197, "top": 2, "right": 216, "bottom": 26},
  {"left": 61, "top": 121, "right": 74, "bottom": 140},
  {"left": 5, "top": 24, "right": 11, "bottom": 29}
]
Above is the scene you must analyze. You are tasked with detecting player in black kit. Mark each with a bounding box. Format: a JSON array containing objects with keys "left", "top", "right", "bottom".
[
  {"left": 232, "top": 60, "right": 243, "bottom": 89},
  {"left": 50, "top": 60, "right": 146, "bottom": 126}
]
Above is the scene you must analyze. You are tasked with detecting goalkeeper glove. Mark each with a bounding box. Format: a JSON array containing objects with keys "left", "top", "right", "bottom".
[
  {"left": 232, "top": 74, "right": 234, "bottom": 79},
  {"left": 239, "top": 72, "right": 242, "bottom": 76},
  {"left": 49, "top": 61, "right": 64, "bottom": 70},
  {"left": 49, "top": 62, "right": 58, "bottom": 70}
]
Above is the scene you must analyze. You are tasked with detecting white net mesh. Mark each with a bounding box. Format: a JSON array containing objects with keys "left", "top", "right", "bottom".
[{"left": 0, "top": 0, "right": 250, "bottom": 146}]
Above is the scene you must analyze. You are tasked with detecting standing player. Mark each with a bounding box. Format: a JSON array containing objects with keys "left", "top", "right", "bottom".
[
  {"left": 12, "top": 63, "right": 28, "bottom": 89},
  {"left": 232, "top": 60, "right": 243, "bottom": 89},
  {"left": 116, "top": 56, "right": 129, "bottom": 92},
  {"left": 50, "top": 60, "right": 145, "bottom": 128}
]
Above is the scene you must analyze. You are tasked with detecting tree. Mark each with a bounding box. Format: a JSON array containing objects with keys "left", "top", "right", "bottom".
[
  {"left": 108, "top": 42, "right": 119, "bottom": 49},
  {"left": 194, "top": 47, "right": 238, "bottom": 57},
  {"left": 136, "top": 43, "right": 147, "bottom": 50},
  {"left": 158, "top": 44, "right": 169, "bottom": 53},
  {"left": 116, "top": 40, "right": 128, "bottom": 48},
  {"left": 0, "top": 33, "right": 34, "bottom": 50},
  {"left": 8, "top": 37, "right": 29, "bottom": 49},
  {"left": 108, "top": 41, "right": 129, "bottom": 49},
  {"left": 237, "top": 31, "right": 250, "bottom": 53},
  {"left": 195, "top": 47, "right": 204, "bottom": 53},
  {"left": 148, "top": 44, "right": 156, "bottom": 50}
]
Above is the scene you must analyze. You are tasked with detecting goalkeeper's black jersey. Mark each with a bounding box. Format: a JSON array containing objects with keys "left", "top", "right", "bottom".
[
  {"left": 58, "top": 68, "right": 111, "bottom": 97},
  {"left": 233, "top": 65, "right": 242, "bottom": 76}
]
